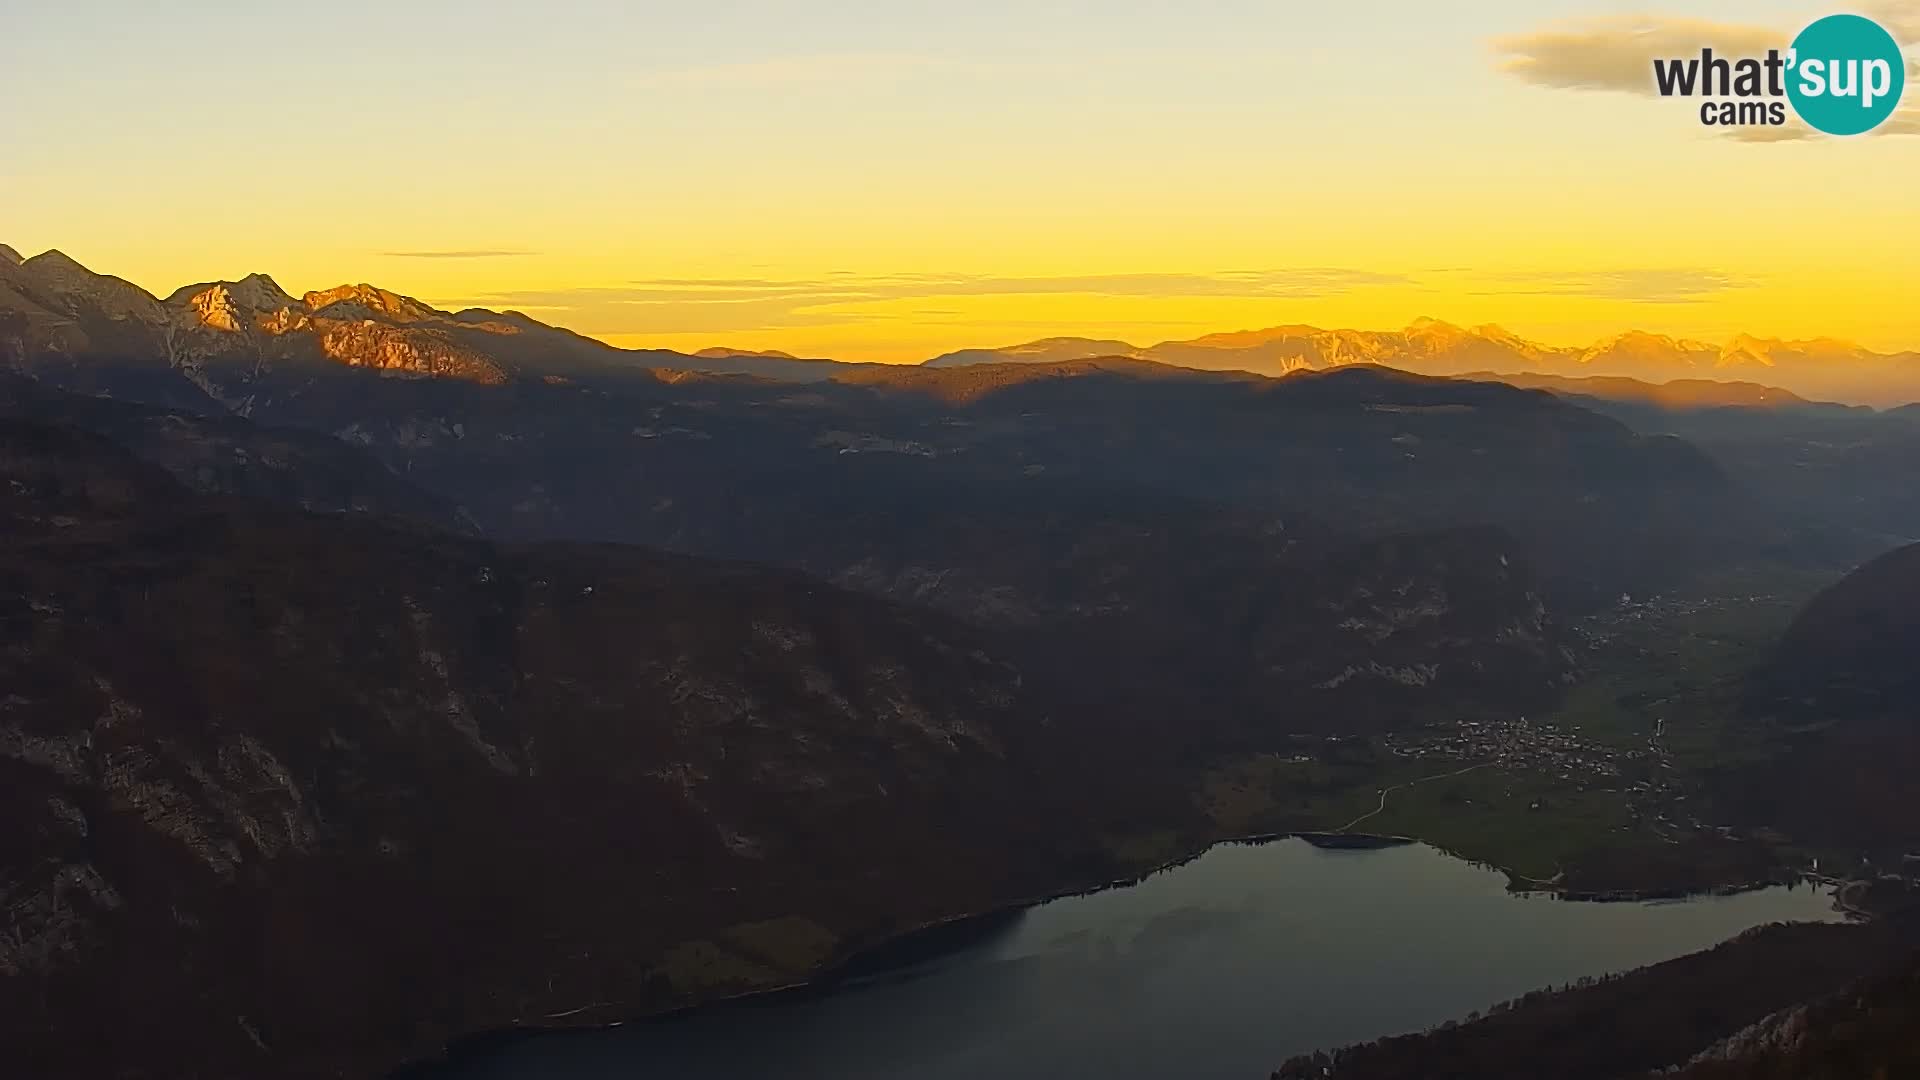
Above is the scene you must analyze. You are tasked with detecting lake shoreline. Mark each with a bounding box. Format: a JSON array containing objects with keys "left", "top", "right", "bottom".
[
  {"left": 392, "top": 830, "right": 1406, "bottom": 1075},
  {"left": 391, "top": 829, "right": 1833, "bottom": 1077}
]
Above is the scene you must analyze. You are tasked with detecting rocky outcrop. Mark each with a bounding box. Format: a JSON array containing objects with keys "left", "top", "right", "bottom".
[
  {"left": 303, "top": 283, "right": 441, "bottom": 323},
  {"left": 0, "top": 249, "right": 607, "bottom": 395},
  {"left": 1663, "top": 956, "right": 1920, "bottom": 1078},
  {"left": 311, "top": 318, "right": 509, "bottom": 383},
  {"left": 172, "top": 275, "right": 299, "bottom": 333}
]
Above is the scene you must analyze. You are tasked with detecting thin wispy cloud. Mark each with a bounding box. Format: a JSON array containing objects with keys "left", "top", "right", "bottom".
[
  {"left": 460, "top": 269, "right": 1409, "bottom": 335},
  {"left": 1492, "top": 17, "right": 1785, "bottom": 95},
  {"left": 631, "top": 269, "right": 1407, "bottom": 301},
  {"left": 1882, "top": 104, "right": 1920, "bottom": 134},
  {"left": 488, "top": 270, "right": 1411, "bottom": 307},
  {"left": 1474, "top": 269, "right": 1756, "bottom": 304},
  {"left": 383, "top": 250, "right": 536, "bottom": 259},
  {"left": 1491, "top": 12, "right": 1918, "bottom": 140}
]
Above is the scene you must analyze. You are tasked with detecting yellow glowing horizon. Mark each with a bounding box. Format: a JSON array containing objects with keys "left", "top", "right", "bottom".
[
  {"left": 8, "top": 2, "right": 1918, "bottom": 364},
  {"left": 9, "top": 240, "right": 1916, "bottom": 367}
]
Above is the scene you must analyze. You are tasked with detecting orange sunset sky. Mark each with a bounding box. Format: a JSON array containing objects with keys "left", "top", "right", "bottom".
[{"left": 4, "top": 0, "right": 1917, "bottom": 361}]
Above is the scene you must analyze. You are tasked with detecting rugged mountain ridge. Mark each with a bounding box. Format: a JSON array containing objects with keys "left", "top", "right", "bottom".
[
  {"left": 0, "top": 250, "right": 636, "bottom": 398},
  {"left": 0, "top": 248, "right": 886, "bottom": 408},
  {"left": 6, "top": 247, "right": 1916, "bottom": 407}
]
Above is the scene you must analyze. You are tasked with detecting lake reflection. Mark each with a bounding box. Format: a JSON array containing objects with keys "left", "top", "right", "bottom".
[{"left": 430, "top": 839, "right": 1841, "bottom": 1080}]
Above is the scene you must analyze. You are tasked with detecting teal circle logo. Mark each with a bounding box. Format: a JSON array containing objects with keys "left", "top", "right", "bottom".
[{"left": 1786, "top": 14, "right": 1907, "bottom": 135}]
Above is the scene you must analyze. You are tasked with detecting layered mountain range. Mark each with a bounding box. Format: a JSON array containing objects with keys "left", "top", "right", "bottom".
[
  {"left": 5, "top": 247, "right": 1916, "bottom": 408},
  {"left": 0, "top": 251, "right": 1603, "bottom": 1077},
  {"left": 0, "top": 246, "right": 1793, "bottom": 610},
  {"left": 928, "top": 321, "right": 1920, "bottom": 408},
  {"left": 3, "top": 245, "right": 1915, "bottom": 1077}
]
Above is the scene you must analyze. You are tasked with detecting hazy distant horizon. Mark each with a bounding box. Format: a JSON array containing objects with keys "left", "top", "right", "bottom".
[{"left": 7, "top": 1, "right": 1918, "bottom": 361}]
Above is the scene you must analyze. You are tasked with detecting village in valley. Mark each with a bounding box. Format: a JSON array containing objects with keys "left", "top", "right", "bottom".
[{"left": 1344, "top": 582, "right": 1920, "bottom": 891}]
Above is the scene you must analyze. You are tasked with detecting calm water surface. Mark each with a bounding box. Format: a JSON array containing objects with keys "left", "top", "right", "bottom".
[{"left": 438, "top": 839, "right": 1841, "bottom": 1080}]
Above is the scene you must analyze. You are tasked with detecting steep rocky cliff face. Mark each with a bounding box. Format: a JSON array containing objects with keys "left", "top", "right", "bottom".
[{"left": 0, "top": 419, "right": 1123, "bottom": 1078}]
